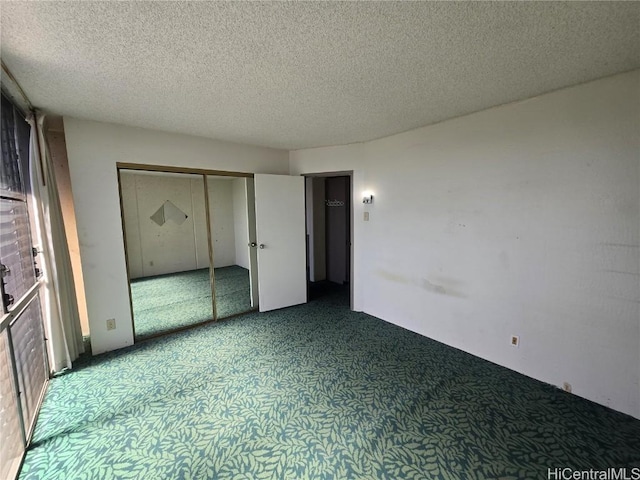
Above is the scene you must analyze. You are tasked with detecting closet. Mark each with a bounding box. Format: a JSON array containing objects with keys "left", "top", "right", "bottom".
[{"left": 118, "top": 168, "right": 260, "bottom": 339}]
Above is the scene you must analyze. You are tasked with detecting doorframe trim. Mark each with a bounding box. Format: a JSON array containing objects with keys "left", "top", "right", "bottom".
[{"left": 116, "top": 162, "right": 254, "bottom": 178}]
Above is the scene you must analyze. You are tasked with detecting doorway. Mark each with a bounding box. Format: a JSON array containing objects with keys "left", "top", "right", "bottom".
[{"left": 304, "top": 173, "right": 353, "bottom": 306}]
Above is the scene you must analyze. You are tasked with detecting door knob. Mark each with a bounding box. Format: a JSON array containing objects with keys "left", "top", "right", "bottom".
[
  {"left": 259, "top": 244, "right": 265, "bottom": 249},
  {"left": 248, "top": 242, "right": 257, "bottom": 248}
]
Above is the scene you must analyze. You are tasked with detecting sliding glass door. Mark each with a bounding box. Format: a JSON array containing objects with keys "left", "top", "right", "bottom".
[{"left": 1, "top": 95, "right": 49, "bottom": 480}]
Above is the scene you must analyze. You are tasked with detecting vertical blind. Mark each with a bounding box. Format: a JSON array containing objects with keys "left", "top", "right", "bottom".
[
  {"left": 1, "top": 199, "right": 37, "bottom": 307},
  {"left": 0, "top": 95, "right": 24, "bottom": 195}
]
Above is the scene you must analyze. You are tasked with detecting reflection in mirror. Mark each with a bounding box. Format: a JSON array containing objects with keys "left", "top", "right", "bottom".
[
  {"left": 207, "top": 175, "right": 258, "bottom": 319},
  {"left": 120, "top": 170, "right": 214, "bottom": 339}
]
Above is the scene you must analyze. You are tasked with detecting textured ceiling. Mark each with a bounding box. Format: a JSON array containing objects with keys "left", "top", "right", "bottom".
[{"left": 2, "top": 1, "right": 639, "bottom": 150}]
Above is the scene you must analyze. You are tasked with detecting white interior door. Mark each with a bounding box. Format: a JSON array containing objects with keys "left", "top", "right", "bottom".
[{"left": 254, "top": 174, "right": 306, "bottom": 312}]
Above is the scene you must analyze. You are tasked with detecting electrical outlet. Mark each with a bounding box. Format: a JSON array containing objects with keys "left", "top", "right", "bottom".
[
  {"left": 563, "top": 382, "right": 572, "bottom": 393},
  {"left": 510, "top": 335, "right": 520, "bottom": 347},
  {"left": 106, "top": 318, "right": 116, "bottom": 331}
]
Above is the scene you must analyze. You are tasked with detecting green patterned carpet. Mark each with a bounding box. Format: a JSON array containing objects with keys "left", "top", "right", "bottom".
[
  {"left": 132, "top": 266, "right": 251, "bottom": 338},
  {"left": 20, "top": 290, "right": 640, "bottom": 479}
]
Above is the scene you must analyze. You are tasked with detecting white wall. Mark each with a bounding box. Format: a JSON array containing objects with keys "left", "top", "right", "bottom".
[
  {"left": 64, "top": 118, "right": 288, "bottom": 355},
  {"left": 232, "top": 178, "right": 250, "bottom": 270},
  {"left": 207, "top": 178, "right": 236, "bottom": 268},
  {"left": 190, "top": 178, "right": 210, "bottom": 270},
  {"left": 119, "top": 172, "right": 144, "bottom": 278},
  {"left": 123, "top": 173, "right": 247, "bottom": 273},
  {"left": 121, "top": 172, "right": 207, "bottom": 278},
  {"left": 290, "top": 70, "right": 640, "bottom": 418}
]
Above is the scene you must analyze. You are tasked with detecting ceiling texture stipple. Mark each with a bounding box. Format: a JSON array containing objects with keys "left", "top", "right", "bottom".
[{"left": 1, "top": 1, "right": 639, "bottom": 150}]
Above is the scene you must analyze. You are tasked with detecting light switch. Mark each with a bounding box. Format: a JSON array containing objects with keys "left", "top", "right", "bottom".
[{"left": 364, "top": 212, "right": 369, "bottom": 221}]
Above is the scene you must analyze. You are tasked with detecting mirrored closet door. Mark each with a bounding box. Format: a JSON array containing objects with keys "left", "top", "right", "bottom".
[
  {"left": 120, "top": 170, "right": 214, "bottom": 339},
  {"left": 119, "top": 167, "right": 260, "bottom": 341}
]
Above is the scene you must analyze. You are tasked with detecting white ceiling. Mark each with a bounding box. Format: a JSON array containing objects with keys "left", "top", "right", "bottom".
[{"left": 2, "top": 1, "right": 639, "bottom": 150}]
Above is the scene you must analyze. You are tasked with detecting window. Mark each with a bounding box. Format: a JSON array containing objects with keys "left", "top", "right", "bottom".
[{"left": 0, "top": 94, "right": 49, "bottom": 480}]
